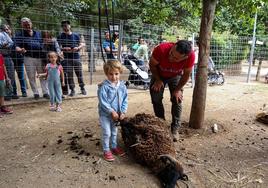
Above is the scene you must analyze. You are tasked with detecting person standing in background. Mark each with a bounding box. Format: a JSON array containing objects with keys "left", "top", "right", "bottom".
[
  {"left": 0, "top": 54, "right": 13, "bottom": 116},
  {"left": 38, "top": 51, "right": 65, "bottom": 112},
  {"left": 57, "top": 20, "right": 86, "bottom": 97},
  {"left": 9, "top": 24, "right": 28, "bottom": 98},
  {"left": 14, "top": 17, "right": 49, "bottom": 100},
  {"left": 0, "top": 24, "right": 17, "bottom": 100},
  {"left": 102, "top": 31, "right": 117, "bottom": 59},
  {"left": 134, "top": 37, "right": 149, "bottom": 67}
]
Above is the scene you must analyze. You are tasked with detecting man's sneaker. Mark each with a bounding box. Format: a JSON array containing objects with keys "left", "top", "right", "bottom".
[
  {"left": 43, "top": 93, "right": 50, "bottom": 99},
  {"left": 69, "top": 90, "right": 75, "bottom": 97},
  {"left": 111, "top": 147, "right": 126, "bottom": 156},
  {"left": 81, "top": 89, "right": 87, "bottom": 95},
  {"left": 22, "top": 93, "right": 27, "bottom": 97},
  {"left": 34, "top": 94, "right": 40, "bottom": 100},
  {"left": 13, "top": 95, "right": 19, "bottom": 99},
  {"left": 104, "top": 151, "right": 115, "bottom": 162},
  {"left": 1, "top": 106, "right": 13, "bottom": 114},
  {"left": 4, "top": 96, "right": 11, "bottom": 101}
]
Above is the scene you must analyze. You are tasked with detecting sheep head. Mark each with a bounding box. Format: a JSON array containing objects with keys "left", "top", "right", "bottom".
[{"left": 158, "top": 155, "right": 188, "bottom": 188}]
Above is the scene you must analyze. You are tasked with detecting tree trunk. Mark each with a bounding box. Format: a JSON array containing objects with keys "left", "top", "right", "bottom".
[{"left": 189, "top": 0, "right": 217, "bottom": 129}]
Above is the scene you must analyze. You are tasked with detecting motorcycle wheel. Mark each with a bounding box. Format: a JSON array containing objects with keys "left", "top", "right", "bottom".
[
  {"left": 217, "top": 74, "right": 225, "bottom": 85},
  {"left": 125, "top": 81, "right": 130, "bottom": 88},
  {"left": 208, "top": 75, "right": 217, "bottom": 86}
]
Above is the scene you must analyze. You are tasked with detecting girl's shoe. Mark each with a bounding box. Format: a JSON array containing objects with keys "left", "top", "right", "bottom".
[
  {"left": 56, "top": 106, "right": 62, "bottom": 112},
  {"left": 49, "top": 105, "right": 55, "bottom": 111},
  {"left": 1, "top": 106, "right": 13, "bottom": 114},
  {"left": 103, "top": 151, "right": 115, "bottom": 162},
  {"left": 111, "top": 147, "right": 126, "bottom": 156}
]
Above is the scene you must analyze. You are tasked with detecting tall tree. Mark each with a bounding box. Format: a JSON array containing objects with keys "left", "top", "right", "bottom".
[
  {"left": 189, "top": 0, "right": 217, "bottom": 129},
  {"left": 0, "top": 0, "right": 34, "bottom": 25}
]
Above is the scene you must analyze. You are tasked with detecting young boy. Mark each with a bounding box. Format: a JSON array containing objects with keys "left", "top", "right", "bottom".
[
  {"left": 0, "top": 54, "right": 13, "bottom": 117},
  {"left": 97, "top": 59, "right": 128, "bottom": 161}
]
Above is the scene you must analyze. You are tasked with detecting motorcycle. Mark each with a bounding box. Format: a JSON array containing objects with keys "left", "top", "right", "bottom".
[
  {"left": 207, "top": 57, "right": 225, "bottom": 86},
  {"left": 208, "top": 69, "right": 225, "bottom": 86}
]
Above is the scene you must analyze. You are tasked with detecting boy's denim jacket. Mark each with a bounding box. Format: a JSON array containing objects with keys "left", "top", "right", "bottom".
[{"left": 98, "top": 80, "right": 128, "bottom": 117}]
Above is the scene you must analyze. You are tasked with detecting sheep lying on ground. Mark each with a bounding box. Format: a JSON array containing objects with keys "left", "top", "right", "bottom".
[{"left": 120, "top": 113, "right": 188, "bottom": 188}]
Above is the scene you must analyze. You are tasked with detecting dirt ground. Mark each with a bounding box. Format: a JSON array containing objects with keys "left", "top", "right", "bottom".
[{"left": 0, "top": 75, "right": 268, "bottom": 188}]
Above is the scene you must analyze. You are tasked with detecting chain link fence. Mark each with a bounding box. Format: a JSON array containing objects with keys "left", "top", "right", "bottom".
[{"left": 1, "top": 9, "right": 267, "bottom": 99}]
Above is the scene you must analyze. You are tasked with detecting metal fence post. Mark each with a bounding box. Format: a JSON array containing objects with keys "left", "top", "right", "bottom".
[
  {"left": 247, "top": 12, "right": 257, "bottom": 83},
  {"left": 118, "top": 20, "right": 124, "bottom": 61},
  {"left": 89, "top": 28, "right": 94, "bottom": 85}
]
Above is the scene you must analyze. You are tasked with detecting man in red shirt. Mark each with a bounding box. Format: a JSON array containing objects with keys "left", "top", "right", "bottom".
[{"left": 149, "top": 40, "right": 195, "bottom": 141}]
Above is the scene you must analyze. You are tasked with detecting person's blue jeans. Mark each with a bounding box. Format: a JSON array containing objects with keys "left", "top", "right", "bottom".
[
  {"left": 3, "top": 56, "right": 15, "bottom": 97},
  {"left": 13, "top": 57, "right": 27, "bottom": 95},
  {"left": 99, "top": 115, "right": 118, "bottom": 152}
]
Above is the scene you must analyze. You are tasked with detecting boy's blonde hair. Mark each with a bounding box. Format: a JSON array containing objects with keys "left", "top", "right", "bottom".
[{"left": 103, "top": 60, "right": 123, "bottom": 75}]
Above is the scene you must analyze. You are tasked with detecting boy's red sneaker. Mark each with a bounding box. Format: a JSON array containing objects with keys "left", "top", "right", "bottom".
[
  {"left": 1, "top": 106, "right": 13, "bottom": 114},
  {"left": 111, "top": 147, "right": 126, "bottom": 156},
  {"left": 103, "top": 151, "right": 115, "bottom": 162}
]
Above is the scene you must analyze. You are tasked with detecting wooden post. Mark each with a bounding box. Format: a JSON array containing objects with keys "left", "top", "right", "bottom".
[{"left": 255, "top": 59, "right": 262, "bottom": 81}]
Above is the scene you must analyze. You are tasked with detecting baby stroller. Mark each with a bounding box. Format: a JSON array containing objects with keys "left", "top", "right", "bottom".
[{"left": 123, "top": 54, "right": 151, "bottom": 90}]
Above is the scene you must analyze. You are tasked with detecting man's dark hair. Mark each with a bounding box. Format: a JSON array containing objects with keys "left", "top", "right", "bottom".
[
  {"left": 61, "top": 20, "right": 70, "bottom": 26},
  {"left": 175, "top": 40, "right": 192, "bottom": 55}
]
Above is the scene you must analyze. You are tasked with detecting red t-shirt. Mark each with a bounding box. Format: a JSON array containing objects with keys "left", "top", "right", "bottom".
[
  {"left": 0, "top": 54, "right": 5, "bottom": 80},
  {"left": 152, "top": 42, "right": 195, "bottom": 78}
]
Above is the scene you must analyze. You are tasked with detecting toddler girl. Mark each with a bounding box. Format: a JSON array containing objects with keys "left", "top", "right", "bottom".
[{"left": 38, "top": 51, "right": 64, "bottom": 112}]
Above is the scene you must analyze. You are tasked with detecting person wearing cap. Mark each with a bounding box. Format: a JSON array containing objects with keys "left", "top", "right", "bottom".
[
  {"left": 14, "top": 17, "right": 49, "bottom": 100},
  {"left": 57, "top": 20, "right": 86, "bottom": 96}
]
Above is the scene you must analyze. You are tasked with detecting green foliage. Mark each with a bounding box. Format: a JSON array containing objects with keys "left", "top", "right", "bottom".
[
  {"left": 162, "top": 26, "right": 192, "bottom": 42},
  {"left": 1, "top": 0, "right": 268, "bottom": 36},
  {"left": 215, "top": 0, "right": 268, "bottom": 35},
  {"left": 123, "top": 17, "right": 164, "bottom": 49},
  {"left": 210, "top": 33, "right": 250, "bottom": 68}
]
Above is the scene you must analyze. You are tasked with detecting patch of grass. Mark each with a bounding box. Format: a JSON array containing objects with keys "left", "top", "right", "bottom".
[{"left": 246, "top": 84, "right": 268, "bottom": 93}]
